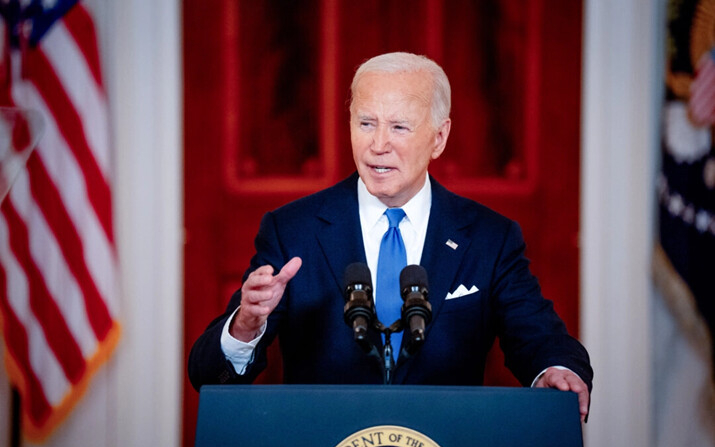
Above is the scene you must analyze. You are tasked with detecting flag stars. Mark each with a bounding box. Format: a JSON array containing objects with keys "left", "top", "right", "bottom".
[
  {"left": 668, "top": 194, "right": 684, "bottom": 216},
  {"left": 695, "top": 210, "right": 711, "bottom": 233},
  {"left": 660, "top": 176, "right": 714, "bottom": 237}
]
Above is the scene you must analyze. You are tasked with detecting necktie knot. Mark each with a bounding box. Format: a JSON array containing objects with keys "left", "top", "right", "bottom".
[{"left": 385, "top": 208, "right": 406, "bottom": 229}]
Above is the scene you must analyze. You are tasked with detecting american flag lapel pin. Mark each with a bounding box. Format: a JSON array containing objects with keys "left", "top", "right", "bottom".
[{"left": 445, "top": 239, "right": 458, "bottom": 250}]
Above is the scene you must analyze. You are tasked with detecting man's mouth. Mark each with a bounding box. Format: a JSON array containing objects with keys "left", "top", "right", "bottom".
[{"left": 373, "top": 166, "right": 393, "bottom": 174}]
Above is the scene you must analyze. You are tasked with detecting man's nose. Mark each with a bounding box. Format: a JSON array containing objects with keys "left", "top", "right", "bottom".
[{"left": 371, "top": 125, "right": 391, "bottom": 153}]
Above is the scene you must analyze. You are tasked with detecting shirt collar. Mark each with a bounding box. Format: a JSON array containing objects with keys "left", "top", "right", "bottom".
[{"left": 357, "top": 173, "right": 432, "bottom": 232}]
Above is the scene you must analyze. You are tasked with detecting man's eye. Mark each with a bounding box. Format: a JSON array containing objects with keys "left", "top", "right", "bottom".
[
  {"left": 360, "top": 121, "right": 374, "bottom": 129},
  {"left": 393, "top": 125, "right": 409, "bottom": 132}
]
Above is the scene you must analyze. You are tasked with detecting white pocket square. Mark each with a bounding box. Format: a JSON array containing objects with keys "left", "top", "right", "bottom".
[{"left": 445, "top": 284, "right": 479, "bottom": 300}]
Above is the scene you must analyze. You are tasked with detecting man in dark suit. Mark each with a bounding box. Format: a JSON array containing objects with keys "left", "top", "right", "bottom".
[{"left": 189, "top": 52, "right": 592, "bottom": 421}]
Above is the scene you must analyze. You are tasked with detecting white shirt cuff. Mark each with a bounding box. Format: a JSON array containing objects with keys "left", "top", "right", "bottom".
[{"left": 220, "top": 307, "right": 266, "bottom": 375}]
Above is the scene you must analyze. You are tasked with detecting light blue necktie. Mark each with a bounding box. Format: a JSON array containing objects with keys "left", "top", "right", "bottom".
[{"left": 375, "top": 208, "right": 407, "bottom": 360}]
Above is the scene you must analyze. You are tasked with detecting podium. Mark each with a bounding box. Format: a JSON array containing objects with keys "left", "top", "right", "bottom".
[{"left": 195, "top": 385, "right": 583, "bottom": 447}]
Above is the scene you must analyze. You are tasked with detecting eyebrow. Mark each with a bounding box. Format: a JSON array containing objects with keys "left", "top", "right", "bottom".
[
  {"left": 355, "top": 114, "right": 412, "bottom": 126},
  {"left": 388, "top": 119, "right": 411, "bottom": 126}
]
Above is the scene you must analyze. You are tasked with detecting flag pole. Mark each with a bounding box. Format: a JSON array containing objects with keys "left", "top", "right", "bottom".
[{"left": 11, "top": 386, "right": 20, "bottom": 447}]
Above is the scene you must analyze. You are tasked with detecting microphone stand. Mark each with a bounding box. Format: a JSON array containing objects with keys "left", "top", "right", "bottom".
[
  {"left": 344, "top": 264, "right": 431, "bottom": 385},
  {"left": 381, "top": 328, "right": 395, "bottom": 385},
  {"left": 349, "top": 317, "right": 425, "bottom": 385},
  {"left": 371, "top": 320, "right": 403, "bottom": 385},
  {"left": 345, "top": 296, "right": 424, "bottom": 384}
]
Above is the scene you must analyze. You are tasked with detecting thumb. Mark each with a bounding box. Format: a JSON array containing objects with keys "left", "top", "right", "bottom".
[{"left": 275, "top": 257, "right": 302, "bottom": 285}]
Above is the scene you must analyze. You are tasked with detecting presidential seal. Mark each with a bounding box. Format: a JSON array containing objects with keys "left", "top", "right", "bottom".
[{"left": 335, "top": 425, "right": 441, "bottom": 447}]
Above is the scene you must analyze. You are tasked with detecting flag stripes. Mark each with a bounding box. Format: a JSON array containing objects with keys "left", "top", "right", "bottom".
[
  {"left": 23, "top": 48, "right": 114, "bottom": 242},
  {"left": 61, "top": 5, "right": 103, "bottom": 90},
  {"left": 12, "top": 161, "right": 97, "bottom": 358},
  {"left": 40, "top": 16, "right": 111, "bottom": 180},
  {"left": 26, "top": 156, "right": 112, "bottom": 340},
  {"left": 3, "top": 201, "right": 86, "bottom": 384},
  {"left": 15, "top": 80, "right": 118, "bottom": 316},
  {"left": 0, "top": 1, "right": 119, "bottom": 440}
]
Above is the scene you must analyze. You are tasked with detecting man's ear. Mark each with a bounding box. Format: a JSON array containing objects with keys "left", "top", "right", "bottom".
[{"left": 431, "top": 118, "right": 451, "bottom": 160}]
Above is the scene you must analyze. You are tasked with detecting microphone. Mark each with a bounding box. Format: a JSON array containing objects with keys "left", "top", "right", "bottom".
[
  {"left": 400, "top": 264, "right": 432, "bottom": 355},
  {"left": 343, "top": 262, "right": 375, "bottom": 352}
]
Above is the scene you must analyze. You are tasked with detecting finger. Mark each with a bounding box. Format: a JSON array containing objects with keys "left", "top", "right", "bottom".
[
  {"left": 578, "top": 389, "right": 589, "bottom": 422},
  {"left": 241, "top": 289, "right": 276, "bottom": 305},
  {"left": 552, "top": 379, "right": 570, "bottom": 391},
  {"left": 252, "top": 264, "right": 276, "bottom": 276},
  {"left": 236, "top": 291, "right": 277, "bottom": 320},
  {"left": 542, "top": 371, "right": 571, "bottom": 391},
  {"left": 244, "top": 267, "right": 279, "bottom": 290},
  {"left": 274, "top": 257, "right": 302, "bottom": 285},
  {"left": 557, "top": 373, "right": 589, "bottom": 421},
  {"left": 563, "top": 374, "right": 587, "bottom": 392},
  {"left": 535, "top": 370, "right": 589, "bottom": 421},
  {"left": 566, "top": 378, "right": 590, "bottom": 420}
]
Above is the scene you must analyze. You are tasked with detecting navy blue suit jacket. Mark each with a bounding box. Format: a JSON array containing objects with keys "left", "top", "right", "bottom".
[{"left": 188, "top": 173, "right": 592, "bottom": 390}]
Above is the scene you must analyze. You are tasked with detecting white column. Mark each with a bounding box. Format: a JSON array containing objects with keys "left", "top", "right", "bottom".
[
  {"left": 107, "top": 1, "right": 183, "bottom": 446},
  {"left": 581, "top": 0, "right": 664, "bottom": 446}
]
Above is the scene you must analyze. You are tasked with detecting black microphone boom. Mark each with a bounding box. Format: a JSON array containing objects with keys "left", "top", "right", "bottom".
[
  {"left": 400, "top": 264, "right": 432, "bottom": 356},
  {"left": 343, "top": 262, "right": 375, "bottom": 353}
]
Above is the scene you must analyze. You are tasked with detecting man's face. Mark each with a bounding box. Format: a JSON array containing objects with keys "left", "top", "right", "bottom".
[{"left": 350, "top": 71, "right": 450, "bottom": 208}]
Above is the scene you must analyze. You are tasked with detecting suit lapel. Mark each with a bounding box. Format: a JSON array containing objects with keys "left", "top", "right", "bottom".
[
  {"left": 395, "top": 177, "right": 473, "bottom": 380},
  {"left": 315, "top": 174, "right": 384, "bottom": 352},
  {"left": 419, "top": 177, "right": 472, "bottom": 323},
  {"left": 315, "top": 174, "right": 366, "bottom": 291}
]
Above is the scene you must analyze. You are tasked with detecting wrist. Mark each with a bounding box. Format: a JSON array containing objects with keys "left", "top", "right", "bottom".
[{"left": 230, "top": 310, "right": 261, "bottom": 342}]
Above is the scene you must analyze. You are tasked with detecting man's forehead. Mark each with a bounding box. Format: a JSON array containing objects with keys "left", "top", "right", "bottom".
[
  {"left": 355, "top": 71, "right": 431, "bottom": 96},
  {"left": 352, "top": 85, "right": 430, "bottom": 113}
]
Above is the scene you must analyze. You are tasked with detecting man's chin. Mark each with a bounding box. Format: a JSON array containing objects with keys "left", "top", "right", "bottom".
[
  {"left": 363, "top": 185, "right": 390, "bottom": 202},
  {"left": 372, "top": 189, "right": 405, "bottom": 207}
]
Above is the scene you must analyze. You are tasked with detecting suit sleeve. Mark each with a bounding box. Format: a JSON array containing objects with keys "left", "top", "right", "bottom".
[
  {"left": 187, "top": 211, "right": 288, "bottom": 390},
  {"left": 492, "top": 221, "right": 593, "bottom": 391}
]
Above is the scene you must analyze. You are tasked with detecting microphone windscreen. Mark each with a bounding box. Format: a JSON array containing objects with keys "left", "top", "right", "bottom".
[
  {"left": 399, "top": 264, "right": 428, "bottom": 290},
  {"left": 344, "top": 262, "right": 372, "bottom": 289}
]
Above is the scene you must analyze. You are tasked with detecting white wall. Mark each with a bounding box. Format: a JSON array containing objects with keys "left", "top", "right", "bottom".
[{"left": 581, "top": 0, "right": 663, "bottom": 446}]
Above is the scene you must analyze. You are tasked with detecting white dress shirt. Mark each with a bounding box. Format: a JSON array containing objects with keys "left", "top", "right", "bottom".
[{"left": 357, "top": 174, "right": 431, "bottom": 303}]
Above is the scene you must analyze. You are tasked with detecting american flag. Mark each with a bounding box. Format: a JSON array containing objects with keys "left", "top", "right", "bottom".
[
  {"left": 0, "top": 0, "right": 119, "bottom": 441},
  {"left": 689, "top": 49, "right": 715, "bottom": 126}
]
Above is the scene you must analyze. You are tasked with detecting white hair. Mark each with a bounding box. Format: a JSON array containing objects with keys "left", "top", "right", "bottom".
[{"left": 350, "top": 52, "right": 451, "bottom": 128}]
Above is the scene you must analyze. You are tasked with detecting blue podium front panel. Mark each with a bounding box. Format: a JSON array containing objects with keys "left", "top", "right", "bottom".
[{"left": 195, "top": 385, "right": 582, "bottom": 447}]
